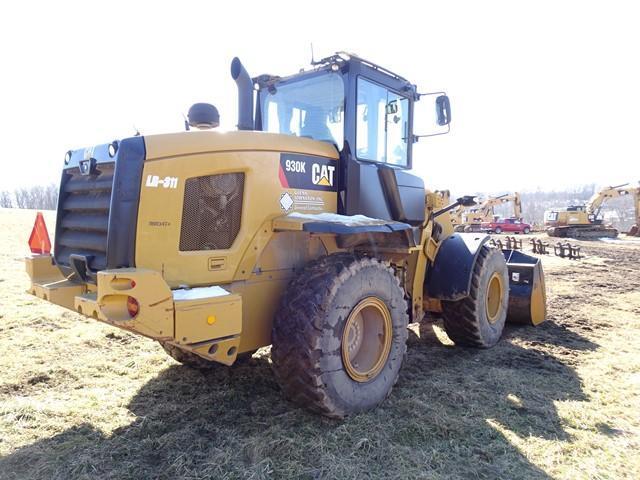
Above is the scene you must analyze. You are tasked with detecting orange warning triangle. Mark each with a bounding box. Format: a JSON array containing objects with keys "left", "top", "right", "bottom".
[{"left": 28, "top": 212, "right": 52, "bottom": 254}]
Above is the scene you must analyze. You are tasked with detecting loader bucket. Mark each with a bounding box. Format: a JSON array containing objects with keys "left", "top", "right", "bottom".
[{"left": 502, "top": 250, "right": 547, "bottom": 326}]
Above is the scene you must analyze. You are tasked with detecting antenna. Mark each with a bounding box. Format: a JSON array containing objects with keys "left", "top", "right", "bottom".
[
  {"left": 183, "top": 113, "right": 190, "bottom": 131},
  {"left": 133, "top": 125, "right": 141, "bottom": 137},
  {"left": 310, "top": 42, "right": 315, "bottom": 65}
]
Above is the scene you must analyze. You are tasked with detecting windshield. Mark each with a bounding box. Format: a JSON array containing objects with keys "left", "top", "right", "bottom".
[{"left": 260, "top": 72, "right": 344, "bottom": 146}]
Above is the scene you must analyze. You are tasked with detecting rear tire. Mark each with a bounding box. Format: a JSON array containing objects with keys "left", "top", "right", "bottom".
[
  {"left": 271, "top": 253, "right": 409, "bottom": 418},
  {"left": 159, "top": 341, "right": 255, "bottom": 369},
  {"left": 441, "top": 246, "right": 508, "bottom": 348}
]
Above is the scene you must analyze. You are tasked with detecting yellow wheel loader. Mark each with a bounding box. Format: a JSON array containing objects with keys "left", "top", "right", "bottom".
[
  {"left": 25, "top": 53, "right": 547, "bottom": 418},
  {"left": 545, "top": 183, "right": 637, "bottom": 239}
]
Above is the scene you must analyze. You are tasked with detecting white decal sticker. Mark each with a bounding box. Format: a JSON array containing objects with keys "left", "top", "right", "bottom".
[
  {"left": 280, "top": 192, "right": 294, "bottom": 212},
  {"left": 146, "top": 175, "right": 178, "bottom": 189},
  {"left": 291, "top": 190, "right": 325, "bottom": 211}
]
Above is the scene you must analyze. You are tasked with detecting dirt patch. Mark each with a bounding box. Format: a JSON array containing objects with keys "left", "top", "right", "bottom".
[{"left": 0, "top": 209, "right": 639, "bottom": 479}]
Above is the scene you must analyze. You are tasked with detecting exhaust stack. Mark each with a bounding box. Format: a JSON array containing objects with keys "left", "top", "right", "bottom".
[{"left": 230, "top": 57, "right": 254, "bottom": 131}]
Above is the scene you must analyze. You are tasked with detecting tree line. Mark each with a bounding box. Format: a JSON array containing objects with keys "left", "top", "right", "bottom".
[
  {"left": 1, "top": 182, "right": 636, "bottom": 230},
  {"left": 1, "top": 184, "right": 58, "bottom": 210}
]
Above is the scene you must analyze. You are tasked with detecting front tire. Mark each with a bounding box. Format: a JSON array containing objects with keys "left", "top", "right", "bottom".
[
  {"left": 523, "top": 227, "right": 531, "bottom": 234},
  {"left": 494, "top": 227, "right": 503, "bottom": 234},
  {"left": 441, "top": 246, "right": 508, "bottom": 348},
  {"left": 271, "top": 254, "right": 409, "bottom": 418}
]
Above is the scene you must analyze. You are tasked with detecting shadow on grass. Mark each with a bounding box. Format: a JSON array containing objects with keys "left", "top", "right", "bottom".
[{"left": 0, "top": 320, "right": 593, "bottom": 480}]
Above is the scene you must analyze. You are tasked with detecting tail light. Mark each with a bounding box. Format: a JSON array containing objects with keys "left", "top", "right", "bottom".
[{"left": 126, "top": 296, "right": 139, "bottom": 318}]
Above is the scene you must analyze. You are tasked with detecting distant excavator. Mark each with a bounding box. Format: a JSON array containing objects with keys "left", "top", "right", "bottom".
[
  {"left": 454, "top": 193, "right": 522, "bottom": 232},
  {"left": 545, "top": 183, "right": 637, "bottom": 239}
]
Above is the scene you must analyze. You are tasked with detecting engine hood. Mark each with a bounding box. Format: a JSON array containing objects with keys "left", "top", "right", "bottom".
[{"left": 143, "top": 130, "right": 339, "bottom": 162}]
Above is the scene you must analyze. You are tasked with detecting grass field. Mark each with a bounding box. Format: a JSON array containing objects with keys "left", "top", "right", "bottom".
[{"left": 1, "top": 208, "right": 639, "bottom": 479}]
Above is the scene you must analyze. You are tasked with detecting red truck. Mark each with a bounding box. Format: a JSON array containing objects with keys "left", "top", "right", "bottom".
[{"left": 481, "top": 218, "right": 531, "bottom": 234}]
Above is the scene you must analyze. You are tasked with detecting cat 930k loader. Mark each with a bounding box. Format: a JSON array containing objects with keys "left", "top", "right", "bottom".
[{"left": 26, "top": 53, "right": 547, "bottom": 418}]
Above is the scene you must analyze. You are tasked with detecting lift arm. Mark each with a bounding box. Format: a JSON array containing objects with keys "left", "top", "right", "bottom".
[
  {"left": 464, "top": 192, "right": 522, "bottom": 223},
  {"left": 586, "top": 183, "right": 633, "bottom": 216}
]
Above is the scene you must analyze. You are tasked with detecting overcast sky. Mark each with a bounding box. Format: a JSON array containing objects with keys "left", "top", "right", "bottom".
[{"left": 1, "top": 0, "right": 638, "bottom": 193}]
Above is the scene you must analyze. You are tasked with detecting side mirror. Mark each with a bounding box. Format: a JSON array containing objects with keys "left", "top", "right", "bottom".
[
  {"left": 435, "top": 95, "right": 451, "bottom": 126},
  {"left": 385, "top": 100, "right": 399, "bottom": 115},
  {"left": 414, "top": 91, "right": 452, "bottom": 139}
]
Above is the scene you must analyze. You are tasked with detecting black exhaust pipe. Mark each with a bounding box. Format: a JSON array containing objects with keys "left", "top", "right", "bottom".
[{"left": 230, "top": 57, "right": 254, "bottom": 131}]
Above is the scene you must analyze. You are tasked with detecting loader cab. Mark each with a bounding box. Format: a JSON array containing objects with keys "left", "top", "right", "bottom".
[{"left": 255, "top": 53, "right": 448, "bottom": 225}]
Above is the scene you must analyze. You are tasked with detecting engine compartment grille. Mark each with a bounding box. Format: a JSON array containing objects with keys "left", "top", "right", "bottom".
[
  {"left": 55, "top": 162, "right": 114, "bottom": 271},
  {"left": 179, "top": 173, "right": 245, "bottom": 251}
]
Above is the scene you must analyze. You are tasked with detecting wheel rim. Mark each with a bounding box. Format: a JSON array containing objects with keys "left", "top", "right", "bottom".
[
  {"left": 485, "top": 272, "right": 505, "bottom": 324},
  {"left": 342, "top": 297, "right": 392, "bottom": 383}
]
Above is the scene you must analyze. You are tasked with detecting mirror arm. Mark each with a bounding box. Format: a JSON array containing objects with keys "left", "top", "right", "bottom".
[
  {"left": 413, "top": 125, "right": 451, "bottom": 142},
  {"left": 418, "top": 90, "right": 447, "bottom": 98}
]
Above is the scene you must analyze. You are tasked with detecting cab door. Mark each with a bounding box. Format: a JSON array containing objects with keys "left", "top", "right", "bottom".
[{"left": 343, "top": 76, "right": 425, "bottom": 225}]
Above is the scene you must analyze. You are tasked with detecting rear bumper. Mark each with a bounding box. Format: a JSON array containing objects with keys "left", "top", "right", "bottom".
[{"left": 25, "top": 254, "right": 243, "bottom": 365}]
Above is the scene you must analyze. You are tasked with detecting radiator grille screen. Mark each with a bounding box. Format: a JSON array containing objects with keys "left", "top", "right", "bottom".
[
  {"left": 54, "top": 162, "right": 114, "bottom": 271},
  {"left": 179, "top": 173, "right": 245, "bottom": 251}
]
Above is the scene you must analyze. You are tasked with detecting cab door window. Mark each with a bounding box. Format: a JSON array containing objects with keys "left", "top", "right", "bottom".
[{"left": 356, "top": 78, "right": 409, "bottom": 167}]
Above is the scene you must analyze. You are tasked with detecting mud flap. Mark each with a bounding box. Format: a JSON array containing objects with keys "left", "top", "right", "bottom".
[{"left": 503, "top": 250, "right": 547, "bottom": 325}]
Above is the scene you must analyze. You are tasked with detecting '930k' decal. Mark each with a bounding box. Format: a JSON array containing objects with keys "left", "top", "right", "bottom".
[{"left": 279, "top": 154, "right": 337, "bottom": 192}]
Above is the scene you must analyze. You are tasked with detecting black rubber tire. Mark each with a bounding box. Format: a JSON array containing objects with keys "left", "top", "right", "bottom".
[
  {"left": 159, "top": 341, "right": 255, "bottom": 369},
  {"left": 271, "top": 253, "right": 409, "bottom": 418},
  {"left": 494, "top": 227, "right": 502, "bottom": 234},
  {"left": 441, "top": 246, "right": 509, "bottom": 348},
  {"left": 523, "top": 227, "right": 531, "bottom": 234}
]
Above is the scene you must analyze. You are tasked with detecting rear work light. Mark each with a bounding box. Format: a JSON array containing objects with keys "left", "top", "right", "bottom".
[
  {"left": 126, "top": 296, "right": 139, "bottom": 318},
  {"left": 28, "top": 212, "right": 52, "bottom": 254}
]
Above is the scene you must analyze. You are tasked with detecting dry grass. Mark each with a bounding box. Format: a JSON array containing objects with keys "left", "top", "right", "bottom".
[{"left": 0, "top": 208, "right": 639, "bottom": 479}]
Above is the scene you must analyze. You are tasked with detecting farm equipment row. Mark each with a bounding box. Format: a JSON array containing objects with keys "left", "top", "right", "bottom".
[{"left": 490, "top": 235, "right": 583, "bottom": 260}]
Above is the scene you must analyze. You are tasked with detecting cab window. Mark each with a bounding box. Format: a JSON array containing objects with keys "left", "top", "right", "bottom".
[
  {"left": 261, "top": 72, "right": 344, "bottom": 146},
  {"left": 356, "top": 78, "right": 409, "bottom": 167}
]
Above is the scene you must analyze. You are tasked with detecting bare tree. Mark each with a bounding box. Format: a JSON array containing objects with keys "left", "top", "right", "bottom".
[
  {"left": 0, "top": 190, "right": 12, "bottom": 208},
  {"left": 12, "top": 184, "right": 58, "bottom": 210}
]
